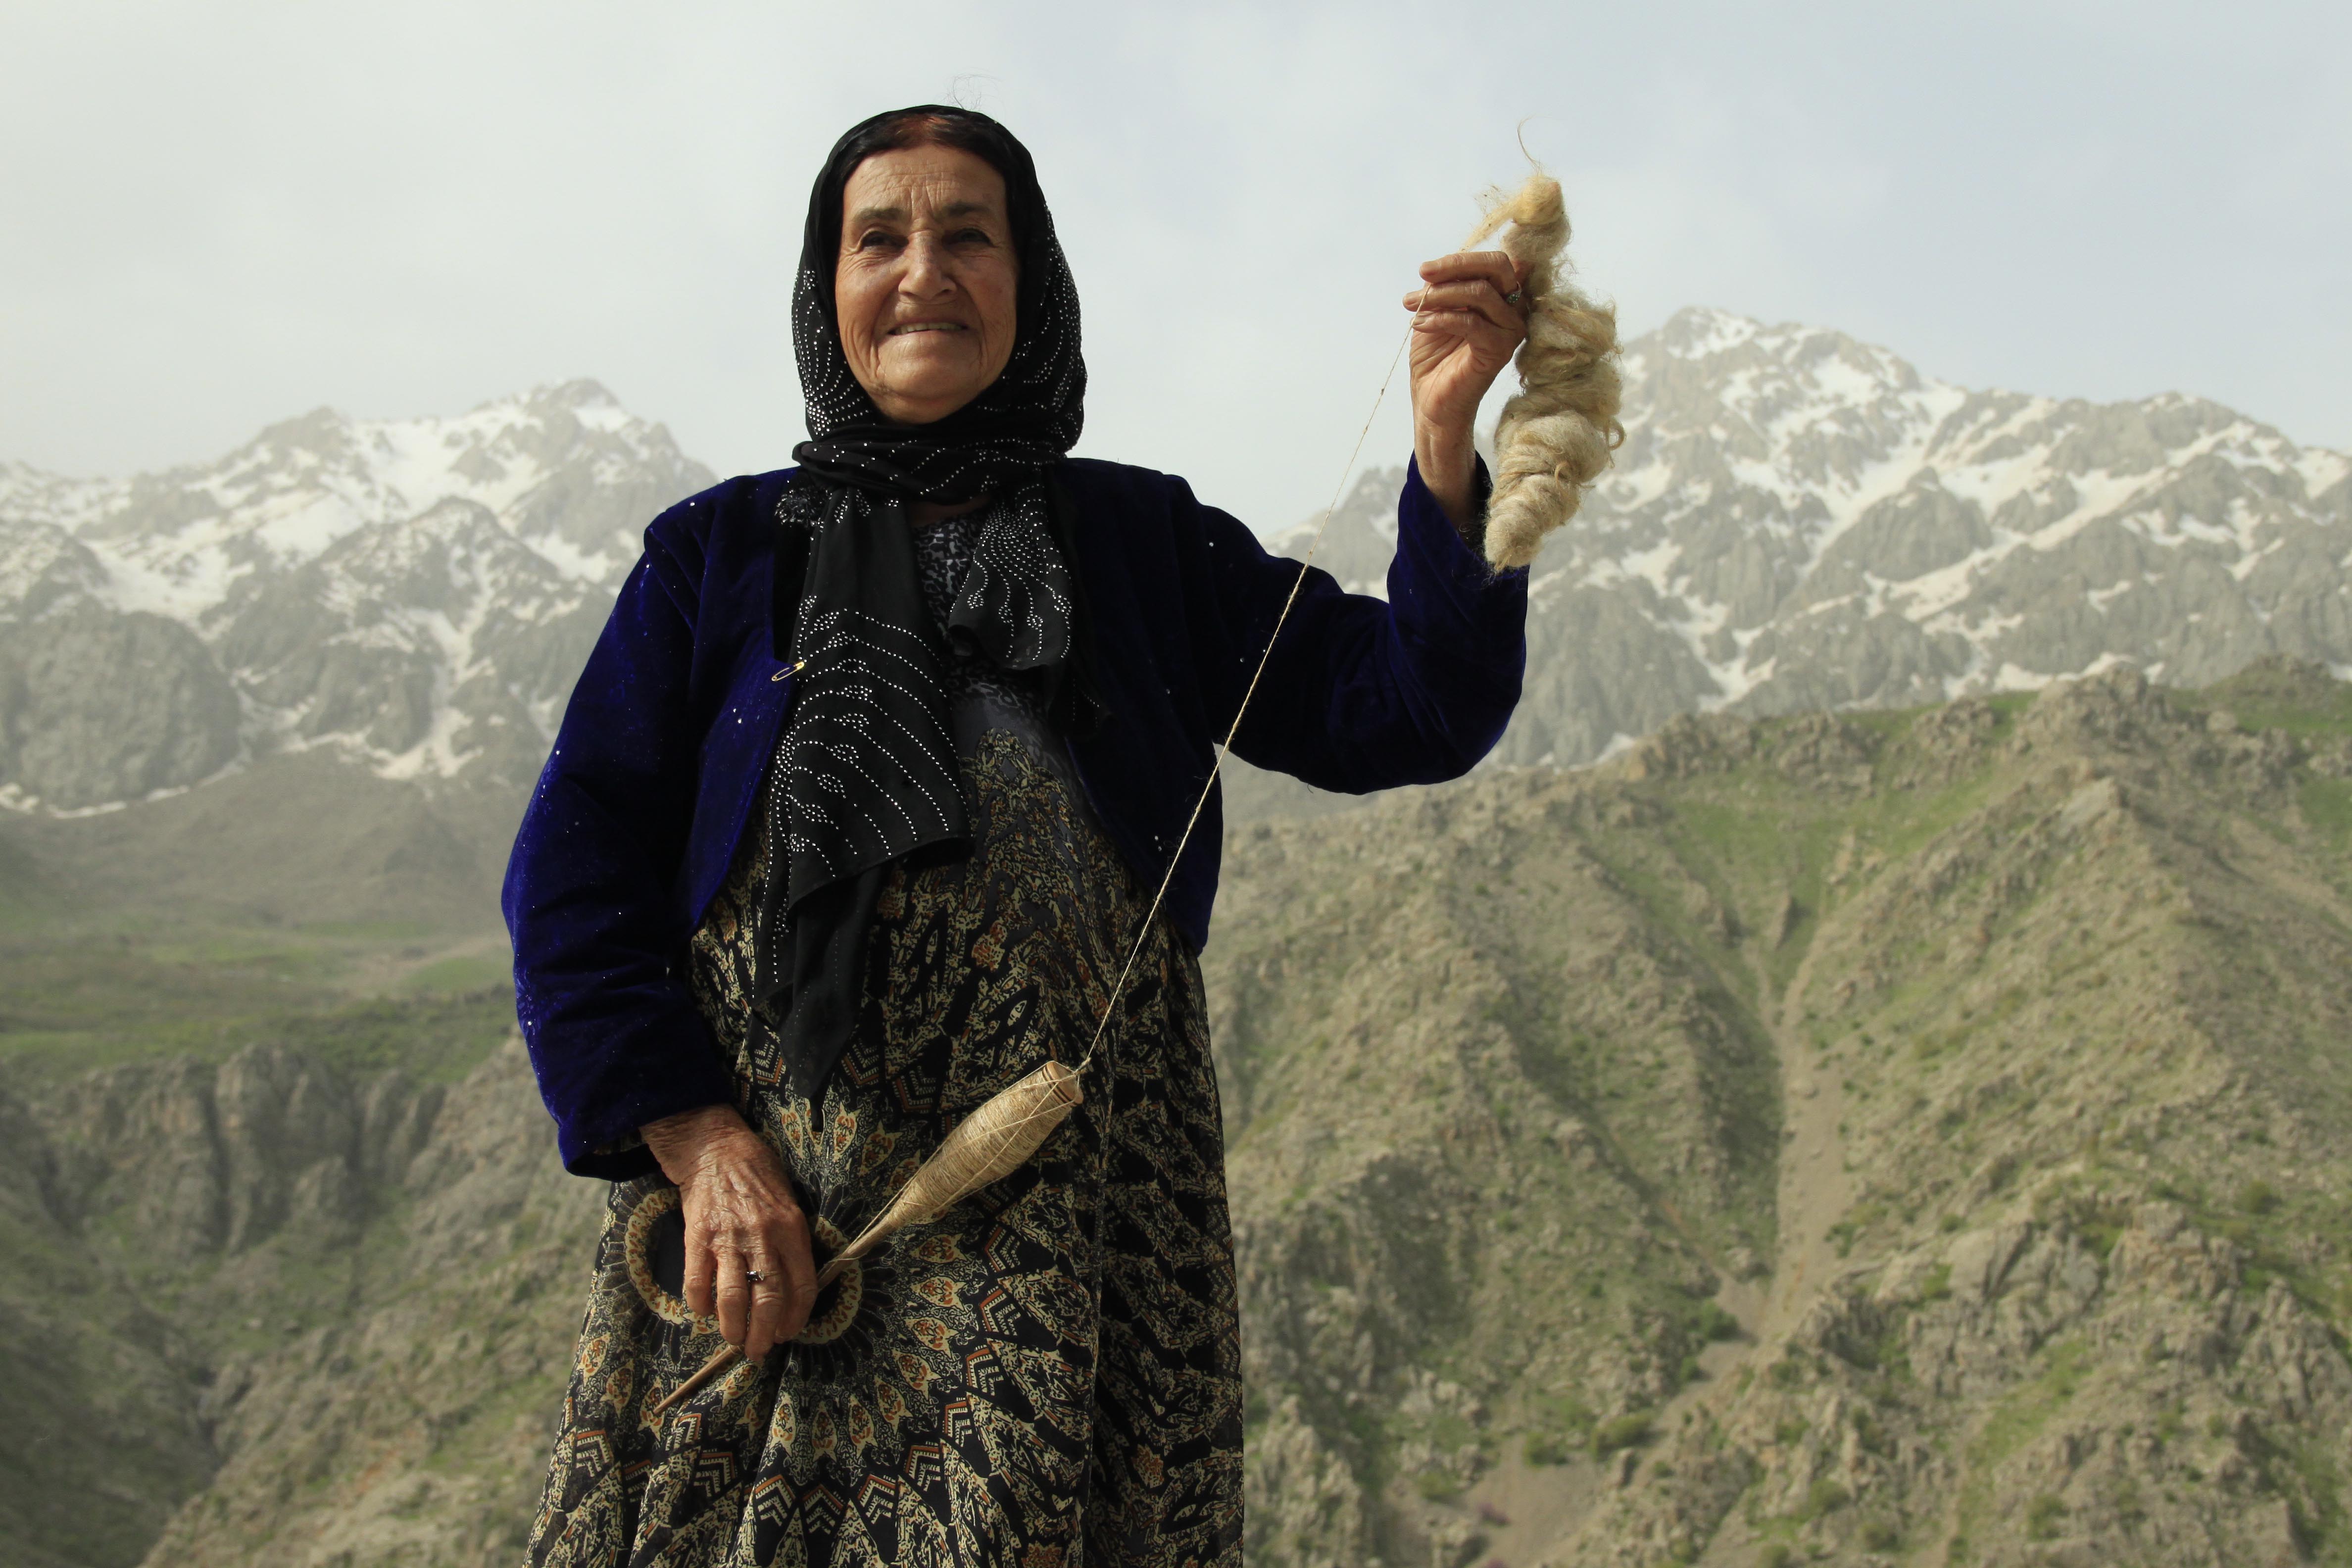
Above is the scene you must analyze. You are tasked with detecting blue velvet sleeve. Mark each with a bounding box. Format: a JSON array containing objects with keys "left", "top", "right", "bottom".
[
  {"left": 502, "top": 519, "right": 741, "bottom": 1179},
  {"left": 1200, "top": 456, "right": 1527, "bottom": 790}
]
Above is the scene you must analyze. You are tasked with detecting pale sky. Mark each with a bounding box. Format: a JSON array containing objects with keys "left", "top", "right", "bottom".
[{"left": 5, "top": 0, "right": 2347, "bottom": 530}]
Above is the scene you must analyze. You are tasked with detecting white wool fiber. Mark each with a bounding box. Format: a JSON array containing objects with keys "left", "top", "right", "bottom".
[{"left": 1462, "top": 172, "right": 1623, "bottom": 570}]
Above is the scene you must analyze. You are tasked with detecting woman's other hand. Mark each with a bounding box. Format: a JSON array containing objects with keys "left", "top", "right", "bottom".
[
  {"left": 1403, "top": 250, "right": 1529, "bottom": 533},
  {"left": 641, "top": 1105, "right": 817, "bottom": 1360}
]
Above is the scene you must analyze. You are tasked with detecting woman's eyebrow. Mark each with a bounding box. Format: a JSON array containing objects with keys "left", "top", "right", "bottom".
[{"left": 846, "top": 200, "right": 998, "bottom": 229}]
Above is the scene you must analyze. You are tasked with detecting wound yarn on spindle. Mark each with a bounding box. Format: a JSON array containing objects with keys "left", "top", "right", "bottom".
[
  {"left": 811, "top": 1057, "right": 1082, "bottom": 1291},
  {"left": 1462, "top": 171, "right": 1623, "bottom": 570},
  {"left": 651, "top": 1058, "right": 1083, "bottom": 1419}
]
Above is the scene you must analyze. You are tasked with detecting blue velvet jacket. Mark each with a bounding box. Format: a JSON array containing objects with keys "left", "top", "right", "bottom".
[{"left": 504, "top": 455, "right": 1528, "bottom": 1177}]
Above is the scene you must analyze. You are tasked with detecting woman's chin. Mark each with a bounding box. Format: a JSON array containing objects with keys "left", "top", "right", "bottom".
[{"left": 871, "top": 374, "right": 994, "bottom": 425}]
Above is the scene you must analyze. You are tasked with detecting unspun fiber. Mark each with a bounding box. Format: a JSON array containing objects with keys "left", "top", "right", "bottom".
[{"left": 1462, "top": 172, "right": 1623, "bottom": 570}]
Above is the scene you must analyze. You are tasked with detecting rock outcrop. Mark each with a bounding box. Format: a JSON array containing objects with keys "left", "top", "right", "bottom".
[
  {"left": 0, "top": 602, "right": 240, "bottom": 809},
  {"left": 1271, "top": 310, "right": 2352, "bottom": 778},
  {"left": 0, "top": 380, "right": 711, "bottom": 811},
  {"left": 1, "top": 1042, "right": 596, "bottom": 1568}
]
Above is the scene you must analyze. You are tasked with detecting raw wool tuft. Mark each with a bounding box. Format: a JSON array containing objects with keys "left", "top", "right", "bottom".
[{"left": 1462, "top": 171, "right": 1623, "bottom": 570}]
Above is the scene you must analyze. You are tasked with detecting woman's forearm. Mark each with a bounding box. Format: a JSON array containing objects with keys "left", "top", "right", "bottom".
[
  {"left": 1402, "top": 246, "right": 1524, "bottom": 537},
  {"left": 507, "top": 517, "right": 743, "bottom": 1179},
  {"left": 1413, "top": 417, "right": 1481, "bottom": 535}
]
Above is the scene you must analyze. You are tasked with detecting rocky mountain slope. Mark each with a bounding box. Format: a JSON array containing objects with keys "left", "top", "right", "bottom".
[
  {"left": 10, "top": 308, "right": 2346, "bottom": 836},
  {"left": 1218, "top": 657, "right": 2352, "bottom": 1568},
  {"left": 0, "top": 1037, "right": 598, "bottom": 1568},
  {"left": 10, "top": 318, "right": 2352, "bottom": 1566},
  {"left": 1278, "top": 307, "right": 2352, "bottom": 770},
  {"left": 12, "top": 660, "right": 2352, "bottom": 1568},
  {"left": 0, "top": 381, "right": 710, "bottom": 812}
]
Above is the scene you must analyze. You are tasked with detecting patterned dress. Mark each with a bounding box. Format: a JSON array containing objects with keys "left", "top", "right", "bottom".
[{"left": 526, "top": 512, "right": 1244, "bottom": 1568}]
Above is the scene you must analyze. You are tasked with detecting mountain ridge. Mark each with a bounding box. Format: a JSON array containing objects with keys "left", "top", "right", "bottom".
[
  {"left": 1277, "top": 306, "right": 2351, "bottom": 773},
  {"left": 10, "top": 309, "right": 2350, "bottom": 824},
  {"left": 0, "top": 380, "right": 712, "bottom": 811}
]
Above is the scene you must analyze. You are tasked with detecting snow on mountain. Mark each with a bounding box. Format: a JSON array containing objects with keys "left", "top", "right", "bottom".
[
  {"left": 0, "top": 382, "right": 713, "bottom": 810},
  {"left": 1291, "top": 307, "right": 2352, "bottom": 768},
  {"left": 1, "top": 378, "right": 697, "bottom": 608},
  {"left": 6, "top": 314, "right": 2348, "bottom": 814}
]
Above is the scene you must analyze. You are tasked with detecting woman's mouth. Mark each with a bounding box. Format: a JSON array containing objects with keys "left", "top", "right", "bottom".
[{"left": 886, "top": 321, "right": 966, "bottom": 336}]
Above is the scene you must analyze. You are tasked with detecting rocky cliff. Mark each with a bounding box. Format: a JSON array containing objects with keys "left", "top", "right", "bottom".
[
  {"left": 1, "top": 1039, "right": 596, "bottom": 1568},
  {"left": 12, "top": 661, "right": 2352, "bottom": 1567}
]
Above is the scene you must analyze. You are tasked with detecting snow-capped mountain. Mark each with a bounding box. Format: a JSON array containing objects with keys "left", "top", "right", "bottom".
[
  {"left": 1289, "top": 306, "right": 2352, "bottom": 766},
  {"left": 6, "top": 313, "right": 2349, "bottom": 815},
  {"left": 0, "top": 382, "right": 712, "bottom": 810}
]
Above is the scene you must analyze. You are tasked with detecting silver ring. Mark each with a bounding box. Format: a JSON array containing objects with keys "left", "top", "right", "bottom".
[
  {"left": 745, "top": 1268, "right": 766, "bottom": 1284},
  {"left": 1503, "top": 289, "right": 1524, "bottom": 306}
]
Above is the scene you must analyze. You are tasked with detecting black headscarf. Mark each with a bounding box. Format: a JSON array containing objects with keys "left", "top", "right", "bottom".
[{"left": 755, "top": 105, "right": 1093, "bottom": 1098}]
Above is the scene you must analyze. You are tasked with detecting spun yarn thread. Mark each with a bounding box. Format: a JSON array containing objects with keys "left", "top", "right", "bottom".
[{"left": 656, "top": 170, "right": 1611, "bottom": 1421}]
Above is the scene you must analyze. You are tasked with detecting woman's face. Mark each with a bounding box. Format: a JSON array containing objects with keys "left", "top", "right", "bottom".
[{"left": 834, "top": 143, "right": 1020, "bottom": 425}]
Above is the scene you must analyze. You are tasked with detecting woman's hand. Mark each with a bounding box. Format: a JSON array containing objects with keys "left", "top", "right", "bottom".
[
  {"left": 641, "top": 1104, "right": 818, "bottom": 1360},
  {"left": 1403, "top": 250, "right": 1530, "bottom": 533}
]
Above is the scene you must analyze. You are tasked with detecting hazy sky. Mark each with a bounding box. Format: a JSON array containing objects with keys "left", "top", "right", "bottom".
[{"left": 5, "top": 1, "right": 2347, "bottom": 528}]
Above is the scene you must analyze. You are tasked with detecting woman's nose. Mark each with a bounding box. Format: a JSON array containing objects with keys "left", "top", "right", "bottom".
[{"left": 897, "top": 234, "right": 956, "bottom": 298}]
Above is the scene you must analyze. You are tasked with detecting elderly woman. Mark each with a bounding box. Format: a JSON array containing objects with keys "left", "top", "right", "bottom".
[{"left": 507, "top": 105, "right": 1530, "bottom": 1567}]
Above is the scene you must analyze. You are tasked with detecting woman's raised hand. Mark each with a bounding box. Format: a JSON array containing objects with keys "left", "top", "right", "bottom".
[
  {"left": 1403, "top": 250, "right": 1530, "bottom": 533},
  {"left": 641, "top": 1104, "right": 818, "bottom": 1361}
]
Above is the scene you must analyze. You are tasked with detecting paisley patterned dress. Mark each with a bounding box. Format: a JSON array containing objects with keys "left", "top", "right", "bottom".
[{"left": 526, "top": 512, "right": 1244, "bottom": 1568}]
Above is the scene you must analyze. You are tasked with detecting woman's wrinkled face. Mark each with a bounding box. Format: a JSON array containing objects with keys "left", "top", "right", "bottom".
[{"left": 834, "top": 144, "right": 1020, "bottom": 425}]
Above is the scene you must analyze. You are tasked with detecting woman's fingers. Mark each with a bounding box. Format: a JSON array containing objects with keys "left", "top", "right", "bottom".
[
  {"left": 1414, "top": 250, "right": 1522, "bottom": 317},
  {"left": 714, "top": 1244, "right": 752, "bottom": 1349},
  {"left": 744, "top": 1266, "right": 786, "bottom": 1361},
  {"left": 1411, "top": 298, "right": 1521, "bottom": 334},
  {"left": 1411, "top": 305, "right": 1524, "bottom": 366},
  {"left": 681, "top": 1212, "right": 715, "bottom": 1322},
  {"left": 1408, "top": 251, "right": 1528, "bottom": 361},
  {"left": 742, "top": 1203, "right": 819, "bottom": 1358},
  {"left": 1421, "top": 248, "right": 1520, "bottom": 291},
  {"left": 774, "top": 1204, "right": 820, "bottom": 1343},
  {"left": 1406, "top": 283, "right": 1523, "bottom": 336}
]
